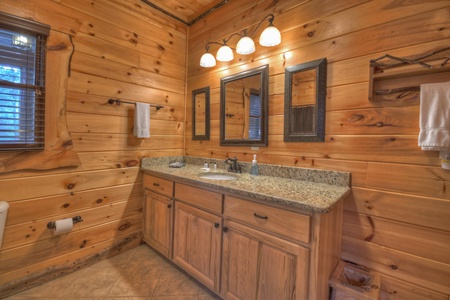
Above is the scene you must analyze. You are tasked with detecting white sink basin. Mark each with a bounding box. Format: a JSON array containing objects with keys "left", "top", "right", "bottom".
[{"left": 198, "top": 173, "right": 238, "bottom": 180}]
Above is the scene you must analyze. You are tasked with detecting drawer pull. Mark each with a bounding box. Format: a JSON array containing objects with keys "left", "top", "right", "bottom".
[
  {"left": 223, "top": 226, "right": 229, "bottom": 233},
  {"left": 153, "top": 183, "right": 160, "bottom": 187},
  {"left": 214, "top": 223, "right": 220, "bottom": 228},
  {"left": 254, "top": 213, "right": 268, "bottom": 220},
  {"left": 167, "top": 204, "right": 172, "bottom": 208}
]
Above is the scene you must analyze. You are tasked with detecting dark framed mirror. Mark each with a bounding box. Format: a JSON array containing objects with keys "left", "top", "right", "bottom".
[
  {"left": 284, "top": 58, "right": 327, "bottom": 142},
  {"left": 192, "top": 86, "right": 210, "bottom": 140},
  {"left": 220, "top": 64, "right": 269, "bottom": 146}
]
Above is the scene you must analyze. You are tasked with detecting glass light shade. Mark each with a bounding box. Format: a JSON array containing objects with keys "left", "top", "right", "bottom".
[
  {"left": 236, "top": 36, "right": 255, "bottom": 55},
  {"left": 216, "top": 45, "right": 234, "bottom": 62},
  {"left": 259, "top": 25, "right": 281, "bottom": 47},
  {"left": 200, "top": 52, "right": 216, "bottom": 67}
]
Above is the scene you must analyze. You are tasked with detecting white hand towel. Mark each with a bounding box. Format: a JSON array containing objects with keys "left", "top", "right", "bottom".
[
  {"left": 418, "top": 81, "right": 450, "bottom": 151},
  {"left": 133, "top": 102, "right": 150, "bottom": 138}
]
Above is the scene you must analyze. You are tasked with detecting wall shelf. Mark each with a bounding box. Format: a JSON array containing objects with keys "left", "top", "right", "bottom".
[{"left": 369, "top": 47, "right": 450, "bottom": 102}]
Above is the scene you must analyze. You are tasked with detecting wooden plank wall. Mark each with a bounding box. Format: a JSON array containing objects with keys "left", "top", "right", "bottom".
[
  {"left": 186, "top": 0, "right": 450, "bottom": 299},
  {"left": 0, "top": 0, "right": 186, "bottom": 297}
]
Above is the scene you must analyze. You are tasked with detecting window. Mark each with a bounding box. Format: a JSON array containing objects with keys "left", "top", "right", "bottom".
[
  {"left": 0, "top": 12, "right": 50, "bottom": 151},
  {"left": 248, "top": 89, "right": 261, "bottom": 140}
]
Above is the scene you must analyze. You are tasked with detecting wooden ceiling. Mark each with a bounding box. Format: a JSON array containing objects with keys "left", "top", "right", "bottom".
[{"left": 143, "top": 0, "right": 228, "bottom": 25}]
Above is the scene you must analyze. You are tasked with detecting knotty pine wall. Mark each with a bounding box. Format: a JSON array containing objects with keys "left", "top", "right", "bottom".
[
  {"left": 186, "top": 0, "right": 450, "bottom": 299},
  {"left": 0, "top": 0, "right": 185, "bottom": 296}
]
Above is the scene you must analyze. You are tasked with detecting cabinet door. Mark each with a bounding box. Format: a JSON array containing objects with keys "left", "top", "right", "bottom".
[
  {"left": 173, "top": 201, "right": 222, "bottom": 293},
  {"left": 222, "top": 220, "right": 309, "bottom": 300},
  {"left": 143, "top": 190, "right": 173, "bottom": 258}
]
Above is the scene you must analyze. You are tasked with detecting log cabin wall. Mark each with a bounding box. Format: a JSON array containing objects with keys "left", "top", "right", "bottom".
[
  {"left": 0, "top": 0, "right": 186, "bottom": 296},
  {"left": 186, "top": 0, "right": 450, "bottom": 299}
]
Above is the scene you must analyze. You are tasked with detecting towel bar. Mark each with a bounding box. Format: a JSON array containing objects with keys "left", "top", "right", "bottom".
[{"left": 108, "top": 98, "right": 164, "bottom": 110}]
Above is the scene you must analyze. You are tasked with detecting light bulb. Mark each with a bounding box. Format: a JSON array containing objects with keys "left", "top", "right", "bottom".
[
  {"left": 200, "top": 52, "right": 216, "bottom": 67},
  {"left": 259, "top": 25, "right": 281, "bottom": 47},
  {"left": 216, "top": 45, "right": 234, "bottom": 62},
  {"left": 236, "top": 36, "right": 256, "bottom": 55}
]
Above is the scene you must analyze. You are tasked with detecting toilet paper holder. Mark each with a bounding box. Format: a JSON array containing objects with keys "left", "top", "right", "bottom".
[{"left": 47, "top": 216, "right": 83, "bottom": 230}]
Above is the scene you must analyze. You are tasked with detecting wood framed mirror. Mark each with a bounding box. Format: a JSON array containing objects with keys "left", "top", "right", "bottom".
[
  {"left": 192, "top": 86, "right": 210, "bottom": 140},
  {"left": 284, "top": 58, "right": 327, "bottom": 142},
  {"left": 220, "top": 64, "right": 269, "bottom": 146}
]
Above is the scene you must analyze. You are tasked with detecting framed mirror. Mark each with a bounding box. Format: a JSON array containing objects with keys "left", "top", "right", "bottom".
[
  {"left": 220, "top": 64, "right": 269, "bottom": 146},
  {"left": 284, "top": 58, "right": 327, "bottom": 142},
  {"left": 192, "top": 86, "right": 210, "bottom": 140}
]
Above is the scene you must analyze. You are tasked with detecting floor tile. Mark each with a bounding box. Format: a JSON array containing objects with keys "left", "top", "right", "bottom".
[
  {"left": 4, "top": 245, "right": 223, "bottom": 300},
  {"left": 61, "top": 267, "right": 123, "bottom": 298},
  {"left": 107, "top": 263, "right": 163, "bottom": 297},
  {"left": 152, "top": 266, "right": 201, "bottom": 297},
  {"left": 6, "top": 269, "right": 82, "bottom": 298}
]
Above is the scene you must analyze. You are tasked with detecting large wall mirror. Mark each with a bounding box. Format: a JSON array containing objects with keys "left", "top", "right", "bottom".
[
  {"left": 220, "top": 64, "right": 269, "bottom": 146},
  {"left": 192, "top": 86, "right": 210, "bottom": 140},
  {"left": 284, "top": 58, "right": 327, "bottom": 142}
]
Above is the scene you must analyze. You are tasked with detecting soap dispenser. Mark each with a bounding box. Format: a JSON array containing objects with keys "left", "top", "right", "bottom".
[{"left": 250, "top": 154, "right": 259, "bottom": 176}]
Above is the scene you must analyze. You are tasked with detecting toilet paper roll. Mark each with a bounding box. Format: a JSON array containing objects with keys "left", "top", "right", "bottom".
[{"left": 54, "top": 218, "right": 73, "bottom": 236}]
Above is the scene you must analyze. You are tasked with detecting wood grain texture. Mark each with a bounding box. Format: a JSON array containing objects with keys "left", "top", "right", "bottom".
[
  {"left": 0, "top": 0, "right": 185, "bottom": 297},
  {"left": 0, "top": 0, "right": 448, "bottom": 297},
  {"left": 186, "top": 0, "right": 450, "bottom": 297}
]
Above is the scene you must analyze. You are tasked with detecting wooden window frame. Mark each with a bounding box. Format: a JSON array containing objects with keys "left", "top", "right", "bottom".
[{"left": 0, "top": 12, "right": 50, "bottom": 151}]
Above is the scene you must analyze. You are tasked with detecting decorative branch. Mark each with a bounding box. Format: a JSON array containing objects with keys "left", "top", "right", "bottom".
[{"left": 370, "top": 46, "right": 450, "bottom": 70}]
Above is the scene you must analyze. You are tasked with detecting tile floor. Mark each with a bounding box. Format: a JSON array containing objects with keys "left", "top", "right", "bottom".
[{"left": 5, "top": 244, "right": 221, "bottom": 300}]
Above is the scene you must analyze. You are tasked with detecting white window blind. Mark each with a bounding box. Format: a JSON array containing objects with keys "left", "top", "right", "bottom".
[
  {"left": 249, "top": 90, "right": 261, "bottom": 140},
  {"left": 0, "top": 12, "right": 50, "bottom": 151}
]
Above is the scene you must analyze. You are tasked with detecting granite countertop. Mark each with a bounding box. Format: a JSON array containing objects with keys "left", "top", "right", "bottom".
[{"left": 141, "top": 156, "right": 351, "bottom": 213}]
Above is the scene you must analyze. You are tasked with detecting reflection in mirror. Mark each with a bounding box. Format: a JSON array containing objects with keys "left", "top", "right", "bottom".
[
  {"left": 220, "top": 65, "right": 268, "bottom": 146},
  {"left": 192, "top": 86, "right": 210, "bottom": 140},
  {"left": 284, "top": 58, "right": 327, "bottom": 142}
]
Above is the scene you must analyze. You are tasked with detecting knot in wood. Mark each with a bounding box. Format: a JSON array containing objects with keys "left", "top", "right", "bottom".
[
  {"left": 119, "top": 222, "right": 131, "bottom": 231},
  {"left": 126, "top": 160, "right": 138, "bottom": 167},
  {"left": 66, "top": 183, "right": 75, "bottom": 190},
  {"left": 80, "top": 240, "right": 87, "bottom": 249}
]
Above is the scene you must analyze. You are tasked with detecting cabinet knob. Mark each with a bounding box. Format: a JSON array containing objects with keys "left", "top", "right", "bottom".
[
  {"left": 153, "top": 182, "right": 160, "bottom": 187},
  {"left": 167, "top": 204, "right": 172, "bottom": 208},
  {"left": 253, "top": 213, "right": 268, "bottom": 220},
  {"left": 214, "top": 223, "right": 220, "bottom": 228},
  {"left": 223, "top": 226, "right": 228, "bottom": 233}
]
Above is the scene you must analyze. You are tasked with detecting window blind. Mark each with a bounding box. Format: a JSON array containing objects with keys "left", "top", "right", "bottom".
[
  {"left": 0, "top": 12, "right": 50, "bottom": 151},
  {"left": 249, "top": 91, "right": 261, "bottom": 140}
]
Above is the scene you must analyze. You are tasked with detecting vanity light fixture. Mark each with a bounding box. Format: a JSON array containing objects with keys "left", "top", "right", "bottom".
[
  {"left": 216, "top": 42, "right": 234, "bottom": 62},
  {"left": 199, "top": 14, "right": 281, "bottom": 68}
]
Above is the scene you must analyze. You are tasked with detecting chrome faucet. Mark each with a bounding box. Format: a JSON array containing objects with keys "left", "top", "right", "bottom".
[{"left": 224, "top": 157, "right": 242, "bottom": 173}]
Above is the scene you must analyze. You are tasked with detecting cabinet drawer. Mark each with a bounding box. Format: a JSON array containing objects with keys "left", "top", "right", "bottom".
[
  {"left": 143, "top": 174, "right": 174, "bottom": 197},
  {"left": 224, "top": 196, "right": 310, "bottom": 244},
  {"left": 175, "top": 183, "right": 223, "bottom": 214}
]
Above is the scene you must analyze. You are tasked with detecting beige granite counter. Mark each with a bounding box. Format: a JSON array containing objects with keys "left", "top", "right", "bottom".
[{"left": 141, "top": 156, "right": 351, "bottom": 213}]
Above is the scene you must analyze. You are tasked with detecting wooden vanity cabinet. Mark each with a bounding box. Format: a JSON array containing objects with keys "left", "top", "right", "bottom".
[
  {"left": 173, "top": 202, "right": 222, "bottom": 292},
  {"left": 143, "top": 175, "right": 174, "bottom": 258},
  {"left": 221, "top": 195, "right": 310, "bottom": 300},
  {"left": 173, "top": 183, "right": 223, "bottom": 293},
  {"left": 143, "top": 174, "right": 343, "bottom": 300},
  {"left": 221, "top": 219, "right": 309, "bottom": 300}
]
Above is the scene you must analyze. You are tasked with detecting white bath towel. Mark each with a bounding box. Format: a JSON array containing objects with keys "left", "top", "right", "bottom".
[
  {"left": 418, "top": 81, "right": 450, "bottom": 151},
  {"left": 133, "top": 102, "right": 150, "bottom": 138}
]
